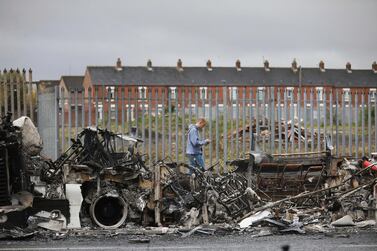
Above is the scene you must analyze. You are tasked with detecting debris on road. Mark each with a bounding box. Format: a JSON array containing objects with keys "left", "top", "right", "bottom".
[{"left": 0, "top": 113, "right": 377, "bottom": 240}]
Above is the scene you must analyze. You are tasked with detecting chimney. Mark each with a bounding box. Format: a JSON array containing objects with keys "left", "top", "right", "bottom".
[
  {"left": 206, "top": 60, "right": 213, "bottom": 71},
  {"left": 291, "top": 59, "right": 298, "bottom": 73},
  {"left": 236, "top": 59, "right": 241, "bottom": 71},
  {"left": 116, "top": 58, "right": 122, "bottom": 71},
  {"left": 319, "top": 60, "right": 325, "bottom": 72},
  {"left": 177, "top": 59, "right": 183, "bottom": 72},
  {"left": 147, "top": 59, "right": 153, "bottom": 71},
  {"left": 372, "top": 61, "right": 377, "bottom": 73},
  {"left": 346, "top": 62, "right": 352, "bottom": 73},
  {"left": 264, "top": 60, "right": 270, "bottom": 72}
]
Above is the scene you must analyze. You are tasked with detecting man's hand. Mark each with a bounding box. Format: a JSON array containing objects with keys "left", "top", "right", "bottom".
[{"left": 205, "top": 139, "right": 211, "bottom": 145}]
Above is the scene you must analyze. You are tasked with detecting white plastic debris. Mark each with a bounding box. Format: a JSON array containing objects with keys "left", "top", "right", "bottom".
[
  {"left": 239, "top": 210, "right": 271, "bottom": 228},
  {"left": 36, "top": 210, "right": 67, "bottom": 232},
  {"left": 355, "top": 220, "right": 376, "bottom": 228},
  {"left": 13, "top": 116, "right": 42, "bottom": 156},
  {"left": 331, "top": 215, "right": 355, "bottom": 227},
  {"left": 182, "top": 207, "right": 200, "bottom": 228},
  {"left": 65, "top": 184, "right": 83, "bottom": 229}
]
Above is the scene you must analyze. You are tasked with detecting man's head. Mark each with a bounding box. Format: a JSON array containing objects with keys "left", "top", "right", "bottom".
[{"left": 195, "top": 118, "right": 207, "bottom": 129}]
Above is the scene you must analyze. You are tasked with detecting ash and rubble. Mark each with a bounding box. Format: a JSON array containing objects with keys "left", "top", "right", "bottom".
[{"left": 0, "top": 113, "right": 377, "bottom": 240}]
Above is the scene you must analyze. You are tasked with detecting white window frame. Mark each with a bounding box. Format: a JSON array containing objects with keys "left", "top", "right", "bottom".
[
  {"left": 170, "top": 87, "right": 177, "bottom": 99},
  {"left": 109, "top": 87, "right": 115, "bottom": 100},
  {"left": 229, "top": 87, "right": 237, "bottom": 100},
  {"left": 157, "top": 104, "right": 164, "bottom": 114},
  {"left": 343, "top": 88, "right": 350, "bottom": 102},
  {"left": 97, "top": 103, "right": 103, "bottom": 120},
  {"left": 140, "top": 103, "right": 148, "bottom": 112},
  {"left": 110, "top": 104, "right": 116, "bottom": 119},
  {"left": 286, "top": 87, "right": 294, "bottom": 99},
  {"left": 218, "top": 103, "right": 224, "bottom": 112},
  {"left": 257, "top": 87, "right": 265, "bottom": 101},
  {"left": 138, "top": 86, "right": 147, "bottom": 99},
  {"left": 200, "top": 87, "right": 208, "bottom": 100},
  {"left": 370, "top": 88, "right": 376, "bottom": 102},
  {"left": 316, "top": 87, "right": 324, "bottom": 101}
]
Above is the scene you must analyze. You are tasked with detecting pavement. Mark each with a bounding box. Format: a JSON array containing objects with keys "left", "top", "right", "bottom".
[{"left": 1, "top": 230, "right": 377, "bottom": 251}]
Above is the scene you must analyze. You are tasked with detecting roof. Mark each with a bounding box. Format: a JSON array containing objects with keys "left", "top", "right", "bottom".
[
  {"left": 86, "top": 66, "right": 377, "bottom": 87},
  {"left": 61, "top": 76, "right": 84, "bottom": 90}
]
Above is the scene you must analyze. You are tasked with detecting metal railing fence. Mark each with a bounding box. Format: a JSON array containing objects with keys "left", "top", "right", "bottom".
[{"left": 56, "top": 86, "right": 377, "bottom": 172}]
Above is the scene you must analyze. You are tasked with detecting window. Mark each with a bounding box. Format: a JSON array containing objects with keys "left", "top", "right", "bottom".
[
  {"left": 110, "top": 104, "right": 116, "bottom": 119},
  {"left": 170, "top": 87, "right": 177, "bottom": 99},
  {"left": 218, "top": 104, "right": 224, "bottom": 113},
  {"left": 316, "top": 87, "right": 324, "bottom": 101},
  {"left": 138, "top": 86, "right": 147, "bottom": 99},
  {"left": 109, "top": 87, "right": 115, "bottom": 100},
  {"left": 125, "top": 104, "right": 135, "bottom": 121},
  {"left": 286, "top": 87, "right": 294, "bottom": 99},
  {"left": 157, "top": 104, "right": 163, "bottom": 115},
  {"left": 140, "top": 104, "right": 148, "bottom": 113},
  {"left": 370, "top": 89, "right": 376, "bottom": 102},
  {"left": 257, "top": 87, "right": 265, "bottom": 101},
  {"left": 229, "top": 87, "right": 237, "bottom": 100},
  {"left": 343, "top": 88, "right": 350, "bottom": 102},
  {"left": 97, "top": 103, "right": 103, "bottom": 120},
  {"left": 200, "top": 87, "right": 208, "bottom": 99}
]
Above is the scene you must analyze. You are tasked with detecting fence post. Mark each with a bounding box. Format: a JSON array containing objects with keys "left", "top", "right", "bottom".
[
  {"left": 277, "top": 88, "right": 282, "bottom": 154},
  {"left": 141, "top": 87, "right": 146, "bottom": 155},
  {"left": 28, "top": 69, "right": 33, "bottom": 121},
  {"left": 168, "top": 87, "right": 172, "bottom": 158},
  {"left": 342, "top": 90, "right": 346, "bottom": 156},
  {"left": 249, "top": 88, "right": 254, "bottom": 152},
  {"left": 161, "top": 88, "right": 166, "bottom": 159},
  {"left": 60, "top": 87, "right": 65, "bottom": 153},
  {"left": 368, "top": 90, "right": 371, "bottom": 155},
  {"left": 38, "top": 84, "right": 59, "bottom": 160},
  {"left": 3, "top": 69, "right": 8, "bottom": 114},
  {"left": 223, "top": 85, "right": 228, "bottom": 169},
  {"left": 303, "top": 89, "right": 308, "bottom": 152},
  {"left": 335, "top": 89, "right": 339, "bottom": 156},
  {"left": 361, "top": 91, "right": 365, "bottom": 156},
  {"left": 242, "top": 87, "right": 246, "bottom": 157},
  {"left": 181, "top": 88, "right": 186, "bottom": 163},
  {"left": 209, "top": 88, "right": 213, "bottom": 167},
  {"left": 215, "top": 87, "right": 219, "bottom": 165},
  {"left": 155, "top": 88, "right": 159, "bottom": 162},
  {"left": 349, "top": 91, "right": 352, "bottom": 157},
  {"left": 297, "top": 87, "right": 301, "bottom": 153},
  {"left": 10, "top": 70, "right": 15, "bottom": 117},
  {"left": 16, "top": 69, "right": 21, "bottom": 118},
  {"left": 355, "top": 91, "right": 359, "bottom": 158},
  {"left": 284, "top": 88, "right": 288, "bottom": 153}
]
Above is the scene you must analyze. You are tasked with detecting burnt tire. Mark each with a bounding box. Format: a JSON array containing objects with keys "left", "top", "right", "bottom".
[{"left": 89, "top": 194, "right": 128, "bottom": 229}]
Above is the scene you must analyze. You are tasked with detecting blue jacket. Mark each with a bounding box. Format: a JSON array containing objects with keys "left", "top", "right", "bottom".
[{"left": 186, "top": 124, "right": 207, "bottom": 154}]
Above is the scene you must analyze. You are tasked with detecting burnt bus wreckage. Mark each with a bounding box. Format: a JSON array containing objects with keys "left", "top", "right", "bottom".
[
  {"left": 1, "top": 113, "right": 377, "bottom": 237},
  {"left": 228, "top": 136, "right": 340, "bottom": 200},
  {"left": 0, "top": 114, "right": 256, "bottom": 230}
]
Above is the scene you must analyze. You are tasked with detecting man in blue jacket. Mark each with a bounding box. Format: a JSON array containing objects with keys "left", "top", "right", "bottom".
[{"left": 186, "top": 118, "right": 210, "bottom": 174}]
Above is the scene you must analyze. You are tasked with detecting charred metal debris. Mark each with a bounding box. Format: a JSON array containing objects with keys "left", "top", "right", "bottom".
[{"left": 0, "top": 113, "right": 377, "bottom": 239}]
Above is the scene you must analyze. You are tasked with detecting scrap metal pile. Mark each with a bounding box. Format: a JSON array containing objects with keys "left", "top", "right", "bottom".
[
  {"left": 230, "top": 117, "right": 320, "bottom": 145},
  {"left": 0, "top": 113, "right": 376, "bottom": 240}
]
